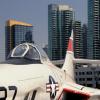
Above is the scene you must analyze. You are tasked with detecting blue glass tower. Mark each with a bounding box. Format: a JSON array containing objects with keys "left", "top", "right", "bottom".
[
  {"left": 5, "top": 19, "right": 33, "bottom": 59},
  {"left": 88, "top": 0, "right": 100, "bottom": 59},
  {"left": 48, "top": 4, "right": 73, "bottom": 60}
]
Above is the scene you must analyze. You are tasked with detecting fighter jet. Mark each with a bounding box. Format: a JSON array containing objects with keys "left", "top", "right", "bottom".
[{"left": 0, "top": 30, "right": 100, "bottom": 100}]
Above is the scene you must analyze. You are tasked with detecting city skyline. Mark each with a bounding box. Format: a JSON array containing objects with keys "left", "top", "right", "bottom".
[
  {"left": 0, "top": 0, "right": 87, "bottom": 61},
  {"left": 0, "top": 0, "right": 87, "bottom": 45}
]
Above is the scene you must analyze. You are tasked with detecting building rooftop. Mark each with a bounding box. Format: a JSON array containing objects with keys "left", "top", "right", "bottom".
[
  {"left": 58, "top": 5, "right": 73, "bottom": 11},
  {"left": 6, "top": 19, "right": 32, "bottom": 26}
]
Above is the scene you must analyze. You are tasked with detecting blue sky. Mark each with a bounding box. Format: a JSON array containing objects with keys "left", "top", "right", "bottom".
[{"left": 0, "top": 0, "right": 87, "bottom": 61}]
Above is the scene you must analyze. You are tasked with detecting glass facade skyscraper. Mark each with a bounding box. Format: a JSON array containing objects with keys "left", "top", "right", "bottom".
[
  {"left": 5, "top": 19, "right": 33, "bottom": 59},
  {"left": 81, "top": 24, "right": 87, "bottom": 59},
  {"left": 73, "top": 21, "right": 83, "bottom": 59},
  {"left": 48, "top": 4, "right": 73, "bottom": 60},
  {"left": 88, "top": 0, "right": 100, "bottom": 59}
]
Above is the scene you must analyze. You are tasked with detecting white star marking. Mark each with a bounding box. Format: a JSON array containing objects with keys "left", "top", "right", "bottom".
[{"left": 50, "top": 78, "right": 56, "bottom": 97}]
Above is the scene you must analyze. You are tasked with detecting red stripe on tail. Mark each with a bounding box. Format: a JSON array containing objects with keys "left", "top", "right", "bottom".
[{"left": 67, "top": 38, "right": 73, "bottom": 52}]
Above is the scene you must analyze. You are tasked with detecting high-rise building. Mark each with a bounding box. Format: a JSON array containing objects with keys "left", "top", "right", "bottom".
[
  {"left": 5, "top": 19, "right": 33, "bottom": 59},
  {"left": 48, "top": 4, "right": 73, "bottom": 60},
  {"left": 81, "top": 24, "right": 88, "bottom": 59},
  {"left": 87, "top": 0, "right": 100, "bottom": 59},
  {"left": 73, "top": 21, "right": 83, "bottom": 59}
]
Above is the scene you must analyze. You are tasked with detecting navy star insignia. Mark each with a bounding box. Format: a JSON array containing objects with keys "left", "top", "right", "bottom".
[{"left": 46, "top": 75, "right": 59, "bottom": 99}]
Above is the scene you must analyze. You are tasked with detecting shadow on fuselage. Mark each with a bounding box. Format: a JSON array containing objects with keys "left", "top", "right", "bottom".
[{"left": 2, "top": 58, "right": 41, "bottom": 65}]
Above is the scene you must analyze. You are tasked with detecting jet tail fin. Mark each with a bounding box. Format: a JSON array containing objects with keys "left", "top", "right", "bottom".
[{"left": 62, "top": 30, "right": 75, "bottom": 82}]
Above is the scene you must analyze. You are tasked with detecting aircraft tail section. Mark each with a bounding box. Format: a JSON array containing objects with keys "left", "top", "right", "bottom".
[{"left": 62, "top": 30, "right": 75, "bottom": 82}]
